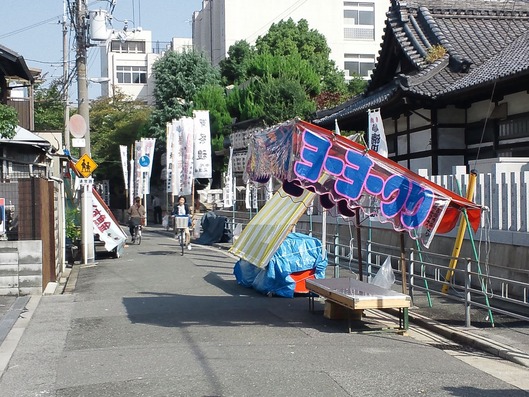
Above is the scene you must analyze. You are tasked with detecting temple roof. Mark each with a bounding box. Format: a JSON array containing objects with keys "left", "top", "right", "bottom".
[{"left": 314, "top": 0, "right": 529, "bottom": 128}]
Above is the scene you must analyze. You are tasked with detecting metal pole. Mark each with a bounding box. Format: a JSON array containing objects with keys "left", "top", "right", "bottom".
[{"left": 63, "top": 0, "right": 70, "bottom": 152}]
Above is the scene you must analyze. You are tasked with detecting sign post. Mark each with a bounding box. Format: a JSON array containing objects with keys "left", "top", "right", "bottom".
[{"left": 75, "top": 154, "right": 98, "bottom": 264}]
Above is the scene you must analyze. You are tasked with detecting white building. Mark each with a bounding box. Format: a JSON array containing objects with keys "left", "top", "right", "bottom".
[
  {"left": 100, "top": 29, "right": 160, "bottom": 104},
  {"left": 192, "top": 0, "right": 388, "bottom": 80},
  {"left": 100, "top": 30, "right": 195, "bottom": 104}
]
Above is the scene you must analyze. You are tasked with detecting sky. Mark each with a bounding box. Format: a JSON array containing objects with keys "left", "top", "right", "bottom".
[{"left": 0, "top": 0, "right": 203, "bottom": 98}]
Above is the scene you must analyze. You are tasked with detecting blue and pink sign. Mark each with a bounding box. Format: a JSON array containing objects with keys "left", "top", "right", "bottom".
[{"left": 245, "top": 120, "right": 481, "bottom": 247}]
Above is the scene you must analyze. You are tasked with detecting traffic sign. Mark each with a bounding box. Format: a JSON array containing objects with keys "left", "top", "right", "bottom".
[
  {"left": 75, "top": 154, "right": 98, "bottom": 178},
  {"left": 139, "top": 155, "right": 150, "bottom": 168}
]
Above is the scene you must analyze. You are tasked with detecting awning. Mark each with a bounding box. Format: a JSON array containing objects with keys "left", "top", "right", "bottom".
[
  {"left": 229, "top": 186, "right": 315, "bottom": 267},
  {"left": 244, "top": 119, "right": 482, "bottom": 248}
]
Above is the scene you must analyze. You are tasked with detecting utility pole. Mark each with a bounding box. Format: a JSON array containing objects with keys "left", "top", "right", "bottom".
[
  {"left": 75, "top": 0, "right": 95, "bottom": 264},
  {"left": 63, "top": 0, "right": 70, "bottom": 152},
  {"left": 76, "top": 0, "right": 90, "bottom": 156}
]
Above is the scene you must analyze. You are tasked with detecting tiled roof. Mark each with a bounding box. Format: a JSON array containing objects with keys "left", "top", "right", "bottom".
[{"left": 314, "top": 0, "right": 529, "bottom": 126}]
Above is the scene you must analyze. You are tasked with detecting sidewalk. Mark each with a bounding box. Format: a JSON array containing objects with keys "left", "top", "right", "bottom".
[{"left": 1, "top": 223, "right": 528, "bottom": 372}]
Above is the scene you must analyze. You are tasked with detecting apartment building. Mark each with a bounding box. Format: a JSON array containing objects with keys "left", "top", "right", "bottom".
[
  {"left": 100, "top": 29, "right": 160, "bottom": 104},
  {"left": 192, "top": 0, "right": 388, "bottom": 80}
]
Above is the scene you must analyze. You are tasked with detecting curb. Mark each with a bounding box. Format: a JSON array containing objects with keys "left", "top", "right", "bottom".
[{"left": 407, "top": 311, "right": 529, "bottom": 368}]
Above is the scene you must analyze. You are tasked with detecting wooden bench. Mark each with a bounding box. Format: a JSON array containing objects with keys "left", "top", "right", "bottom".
[{"left": 306, "top": 278, "right": 411, "bottom": 333}]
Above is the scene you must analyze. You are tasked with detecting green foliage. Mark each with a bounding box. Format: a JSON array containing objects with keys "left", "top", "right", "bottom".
[
  {"left": 34, "top": 80, "right": 64, "bottom": 130},
  {"left": 0, "top": 104, "right": 18, "bottom": 139},
  {"left": 150, "top": 50, "right": 221, "bottom": 142},
  {"left": 347, "top": 73, "right": 368, "bottom": 96},
  {"left": 219, "top": 40, "right": 255, "bottom": 85},
  {"left": 220, "top": 18, "right": 351, "bottom": 124},
  {"left": 192, "top": 85, "right": 232, "bottom": 143},
  {"left": 89, "top": 90, "right": 151, "bottom": 185},
  {"left": 255, "top": 19, "right": 331, "bottom": 77},
  {"left": 65, "top": 207, "right": 81, "bottom": 241},
  {"left": 254, "top": 76, "right": 316, "bottom": 124},
  {"left": 226, "top": 85, "right": 264, "bottom": 122}
]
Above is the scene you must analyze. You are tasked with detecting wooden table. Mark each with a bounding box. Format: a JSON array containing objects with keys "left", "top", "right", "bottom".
[{"left": 306, "top": 278, "right": 411, "bottom": 332}]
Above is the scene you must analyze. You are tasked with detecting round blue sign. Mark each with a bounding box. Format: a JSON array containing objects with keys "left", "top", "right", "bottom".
[{"left": 139, "top": 155, "right": 150, "bottom": 167}]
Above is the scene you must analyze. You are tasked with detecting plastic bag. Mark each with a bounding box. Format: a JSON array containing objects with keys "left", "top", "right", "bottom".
[
  {"left": 162, "top": 215, "right": 169, "bottom": 229},
  {"left": 371, "top": 256, "right": 395, "bottom": 289}
]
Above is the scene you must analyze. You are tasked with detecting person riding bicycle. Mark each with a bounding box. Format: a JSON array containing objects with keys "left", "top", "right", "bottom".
[
  {"left": 172, "top": 195, "right": 192, "bottom": 250},
  {"left": 127, "top": 196, "right": 145, "bottom": 242}
]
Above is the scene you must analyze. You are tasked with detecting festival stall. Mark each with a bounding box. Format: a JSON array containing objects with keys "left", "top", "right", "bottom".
[{"left": 230, "top": 119, "right": 483, "bottom": 312}]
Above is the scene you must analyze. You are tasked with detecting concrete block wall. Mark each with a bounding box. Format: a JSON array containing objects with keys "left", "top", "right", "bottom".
[{"left": 0, "top": 241, "right": 43, "bottom": 295}]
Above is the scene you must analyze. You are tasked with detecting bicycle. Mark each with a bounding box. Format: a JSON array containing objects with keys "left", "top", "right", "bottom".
[
  {"left": 130, "top": 218, "right": 143, "bottom": 245},
  {"left": 133, "top": 224, "right": 142, "bottom": 245},
  {"left": 173, "top": 215, "right": 189, "bottom": 255}
]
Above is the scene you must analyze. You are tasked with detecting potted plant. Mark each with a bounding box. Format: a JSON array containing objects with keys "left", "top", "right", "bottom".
[{"left": 65, "top": 208, "right": 81, "bottom": 265}]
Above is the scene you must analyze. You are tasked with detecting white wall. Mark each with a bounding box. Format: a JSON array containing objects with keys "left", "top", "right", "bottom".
[{"left": 193, "top": 0, "right": 388, "bottom": 77}]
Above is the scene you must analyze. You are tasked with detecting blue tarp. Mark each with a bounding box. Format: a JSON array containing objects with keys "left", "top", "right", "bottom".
[{"left": 233, "top": 232, "right": 327, "bottom": 298}]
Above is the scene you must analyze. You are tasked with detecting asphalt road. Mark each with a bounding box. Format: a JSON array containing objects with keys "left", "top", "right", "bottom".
[{"left": 0, "top": 229, "right": 528, "bottom": 396}]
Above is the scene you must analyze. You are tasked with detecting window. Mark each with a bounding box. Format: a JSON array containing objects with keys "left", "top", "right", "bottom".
[
  {"left": 343, "top": 2, "right": 375, "bottom": 40},
  {"left": 116, "top": 66, "right": 147, "bottom": 84},
  {"left": 110, "top": 40, "right": 146, "bottom": 54},
  {"left": 344, "top": 53, "right": 375, "bottom": 78}
]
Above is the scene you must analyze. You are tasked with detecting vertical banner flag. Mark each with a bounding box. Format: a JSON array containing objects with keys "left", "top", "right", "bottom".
[
  {"left": 141, "top": 138, "right": 156, "bottom": 177},
  {"left": 166, "top": 122, "right": 173, "bottom": 193},
  {"left": 193, "top": 110, "right": 212, "bottom": 179},
  {"left": 134, "top": 141, "right": 143, "bottom": 197},
  {"left": 245, "top": 180, "right": 251, "bottom": 210},
  {"left": 119, "top": 145, "right": 128, "bottom": 190},
  {"left": 334, "top": 119, "right": 341, "bottom": 135},
  {"left": 129, "top": 158, "right": 134, "bottom": 206},
  {"left": 224, "top": 146, "right": 234, "bottom": 208},
  {"left": 181, "top": 116, "right": 195, "bottom": 195},
  {"left": 266, "top": 177, "right": 273, "bottom": 202},
  {"left": 171, "top": 119, "right": 182, "bottom": 196},
  {"left": 368, "top": 108, "right": 388, "bottom": 157}
]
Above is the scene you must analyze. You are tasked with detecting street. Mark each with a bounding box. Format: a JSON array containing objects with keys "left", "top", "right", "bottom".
[{"left": 0, "top": 229, "right": 528, "bottom": 397}]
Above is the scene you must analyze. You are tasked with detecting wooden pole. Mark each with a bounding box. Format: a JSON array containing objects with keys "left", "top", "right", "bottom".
[{"left": 441, "top": 171, "right": 478, "bottom": 294}]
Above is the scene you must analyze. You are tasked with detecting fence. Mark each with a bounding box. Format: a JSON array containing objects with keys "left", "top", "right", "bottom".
[
  {"left": 424, "top": 168, "right": 529, "bottom": 233},
  {"left": 214, "top": 165, "right": 529, "bottom": 325}
]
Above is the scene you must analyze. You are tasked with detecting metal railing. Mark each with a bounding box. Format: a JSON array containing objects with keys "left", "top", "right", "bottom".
[{"left": 219, "top": 209, "right": 529, "bottom": 327}]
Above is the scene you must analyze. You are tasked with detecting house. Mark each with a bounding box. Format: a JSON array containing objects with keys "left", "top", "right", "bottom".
[
  {"left": 0, "top": 44, "right": 64, "bottom": 295},
  {"left": 313, "top": 0, "right": 529, "bottom": 175}
]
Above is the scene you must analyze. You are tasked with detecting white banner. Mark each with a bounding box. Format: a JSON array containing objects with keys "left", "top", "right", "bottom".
[
  {"left": 181, "top": 116, "right": 194, "bottom": 195},
  {"left": 223, "top": 146, "right": 234, "bottom": 208},
  {"left": 245, "top": 180, "right": 251, "bottom": 209},
  {"left": 129, "top": 159, "right": 134, "bottom": 207},
  {"left": 171, "top": 119, "right": 182, "bottom": 195},
  {"left": 134, "top": 141, "right": 143, "bottom": 196},
  {"left": 92, "top": 188, "right": 127, "bottom": 251},
  {"left": 266, "top": 177, "right": 273, "bottom": 201},
  {"left": 166, "top": 122, "right": 173, "bottom": 193},
  {"left": 368, "top": 108, "right": 388, "bottom": 157},
  {"left": 141, "top": 138, "right": 156, "bottom": 177},
  {"left": 119, "top": 145, "right": 128, "bottom": 190},
  {"left": 193, "top": 110, "right": 212, "bottom": 179}
]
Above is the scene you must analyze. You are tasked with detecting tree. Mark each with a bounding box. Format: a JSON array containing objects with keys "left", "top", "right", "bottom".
[
  {"left": 219, "top": 40, "right": 255, "bottom": 85},
  {"left": 192, "top": 84, "right": 232, "bottom": 151},
  {"left": 150, "top": 50, "right": 221, "bottom": 143},
  {"left": 34, "top": 80, "right": 64, "bottom": 131},
  {"left": 0, "top": 103, "right": 18, "bottom": 139},
  {"left": 221, "top": 18, "right": 352, "bottom": 124},
  {"left": 89, "top": 90, "right": 151, "bottom": 206}
]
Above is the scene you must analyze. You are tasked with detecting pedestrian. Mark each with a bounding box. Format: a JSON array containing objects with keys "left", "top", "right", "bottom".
[
  {"left": 172, "top": 195, "right": 192, "bottom": 250},
  {"left": 127, "top": 196, "right": 145, "bottom": 242},
  {"left": 152, "top": 195, "right": 162, "bottom": 224}
]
